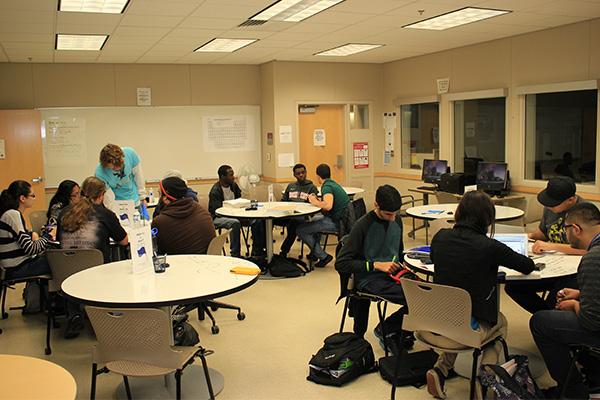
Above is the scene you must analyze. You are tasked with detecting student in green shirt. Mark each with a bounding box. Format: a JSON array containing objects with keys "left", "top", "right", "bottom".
[{"left": 296, "top": 164, "right": 350, "bottom": 268}]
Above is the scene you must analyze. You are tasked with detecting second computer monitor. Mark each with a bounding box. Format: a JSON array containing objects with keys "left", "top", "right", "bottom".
[
  {"left": 476, "top": 162, "right": 508, "bottom": 192},
  {"left": 422, "top": 159, "right": 448, "bottom": 184}
]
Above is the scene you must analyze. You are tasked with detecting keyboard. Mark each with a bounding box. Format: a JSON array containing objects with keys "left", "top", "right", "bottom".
[{"left": 416, "top": 186, "right": 436, "bottom": 191}]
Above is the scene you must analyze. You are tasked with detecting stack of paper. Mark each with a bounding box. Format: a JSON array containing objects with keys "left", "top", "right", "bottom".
[
  {"left": 268, "top": 205, "right": 297, "bottom": 216},
  {"left": 223, "top": 198, "right": 251, "bottom": 208}
]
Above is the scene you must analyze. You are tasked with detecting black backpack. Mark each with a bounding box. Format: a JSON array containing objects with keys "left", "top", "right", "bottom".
[
  {"left": 307, "top": 332, "right": 376, "bottom": 386},
  {"left": 379, "top": 349, "right": 438, "bottom": 387},
  {"left": 268, "top": 254, "right": 309, "bottom": 277}
]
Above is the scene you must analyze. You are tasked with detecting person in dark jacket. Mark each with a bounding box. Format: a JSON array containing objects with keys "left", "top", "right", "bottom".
[
  {"left": 530, "top": 202, "right": 600, "bottom": 399},
  {"left": 151, "top": 177, "right": 215, "bottom": 255},
  {"left": 208, "top": 165, "right": 265, "bottom": 258},
  {"left": 279, "top": 163, "right": 318, "bottom": 257},
  {"left": 335, "top": 185, "right": 410, "bottom": 352},
  {"left": 426, "top": 191, "right": 535, "bottom": 400}
]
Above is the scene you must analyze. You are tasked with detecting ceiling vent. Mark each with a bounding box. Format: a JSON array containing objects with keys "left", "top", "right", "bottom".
[{"left": 238, "top": 20, "right": 267, "bottom": 28}]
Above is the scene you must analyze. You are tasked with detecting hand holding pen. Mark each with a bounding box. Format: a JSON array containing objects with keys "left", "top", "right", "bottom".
[{"left": 374, "top": 255, "right": 401, "bottom": 274}]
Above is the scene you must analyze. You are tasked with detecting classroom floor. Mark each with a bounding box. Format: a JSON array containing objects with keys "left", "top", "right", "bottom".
[{"left": 0, "top": 215, "right": 559, "bottom": 400}]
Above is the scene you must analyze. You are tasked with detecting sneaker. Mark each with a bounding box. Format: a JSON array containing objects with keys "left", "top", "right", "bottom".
[
  {"left": 374, "top": 325, "right": 415, "bottom": 350},
  {"left": 427, "top": 368, "right": 446, "bottom": 399},
  {"left": 64, "top": 314, "right": 84, "bottom": 339},
  {"left": 379, "top": 339, "right": 400, "bottom": 357},
  {"left": 314, "top": 254, "right": 333, "bottom": 268}
]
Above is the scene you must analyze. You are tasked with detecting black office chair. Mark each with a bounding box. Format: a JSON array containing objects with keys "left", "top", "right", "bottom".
[{"left": 560, "top": 344, "right": 600, "bottom": 399}]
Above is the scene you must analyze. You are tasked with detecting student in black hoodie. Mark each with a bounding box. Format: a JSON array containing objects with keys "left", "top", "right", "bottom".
[
  {"left": 279, "top": 163, "right": 318, "bottom": 257},
  {"left": 426, "top": 191, "right": 534, "bottom": 399}
]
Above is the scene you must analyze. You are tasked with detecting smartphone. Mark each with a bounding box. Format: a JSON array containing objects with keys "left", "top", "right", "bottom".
[{"left": 534, "top": 262, "right": 546, "bottom": 271}]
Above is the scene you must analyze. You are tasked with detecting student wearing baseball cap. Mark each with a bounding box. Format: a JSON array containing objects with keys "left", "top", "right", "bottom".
[{"left": 505, "top": 176, "right": 586, "bottom": 314}]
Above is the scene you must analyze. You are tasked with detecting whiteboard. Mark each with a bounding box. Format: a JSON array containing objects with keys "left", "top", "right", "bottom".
[{"left": 40, "top": 106, "right": 261, "bottom": 187}]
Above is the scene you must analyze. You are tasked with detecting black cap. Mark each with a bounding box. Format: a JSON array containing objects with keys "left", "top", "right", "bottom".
[
  {"left": 537, "top": 176, "right": 576, "bottom": 207},
  {"left": 159, "top": 177, "right": 188, "bottom": 200}
]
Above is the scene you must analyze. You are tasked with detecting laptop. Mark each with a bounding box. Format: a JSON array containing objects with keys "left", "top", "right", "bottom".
[{"left": 490, "top": 233, "right": 529, "bottom": 257}]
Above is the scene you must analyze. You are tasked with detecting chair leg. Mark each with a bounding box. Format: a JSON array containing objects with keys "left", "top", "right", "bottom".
[
  {"left": 559, "top": 347, "right": 583, "bottom": 399},
  {"left": 390, "top": 330, "right": 408, "bottom": 400},
  {"left": 497, "top": 336, "right": 509, "bottom": 363},
  {"left": 91, "top": 364, "right": 98, "bottom": 400},
  {"left": 1, "top": 284, "right": 8, "bottom": 319},
  {"left": 175, "top": 369, "right": 182, "bottom": 400},
  {"left": 123, "top": 376, "right": 132, "bottom": 400},
  {"left": 45, "top": 295, "right": 53, "bottom": 355},
  {"left": 376, "top": 300, "right": 390, "bottom": 357},
  {"left": 470, "top": 349, "right": 482, "bottom": 400},
  {"left": 339, "top": 296, "right": 351, "bottom": 333},
  {"left": 198, "top": 352, "right": 215, "bottom": 400}
]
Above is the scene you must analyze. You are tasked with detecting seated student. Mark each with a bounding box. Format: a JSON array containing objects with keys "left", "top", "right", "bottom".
[
  {"left": 426, "top": 191, "right": 535, "bottom": 399},
  {"left": 152, "top": 169, "right": 199, "bottom": 218},
  {"left": 279, "top": 163, "right": 318, "bottom": 258},
  {"left": 505, "top": 176, "right": 585, "bottom": 314},
  {"left": 335, "top": 185, "right": 411, "bottom": 353},
  {"left": 151, "top": 177, "right": 215, "bottom": 255},
  {"left": 530, "top": 202, "right": 600, "bottom": 399},
  {"left": 296, "top": 164, "right": 350, "bottom": 268},
  {"left": 45, "top": 180, "right": 79, "bottom": 231},
  {"left": 58, "top": 176, "right": 129, "bottom": 263},
  {"left": 208, "top": 165, "right": 265, "bottom": 258}
]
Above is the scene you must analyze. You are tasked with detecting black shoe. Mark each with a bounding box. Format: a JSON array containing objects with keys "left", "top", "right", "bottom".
[
  {"left": 314, "top": 254, "right": 333, "bottom": 268},
  {"left": 64, "top": 314, "right": 84, "bottom": 339},
  {"left": 542, "top": 385, "right": 589, "bottom": 400}
]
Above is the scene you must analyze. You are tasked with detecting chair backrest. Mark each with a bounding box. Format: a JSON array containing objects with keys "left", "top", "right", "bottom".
[
  {"left": 250, "top": 185, "right": 270, "bottom": 202},
  {"left": 198, "top": 195, "right": 209, "bottom": 211},
  {"left": 400, "top": 278, "right": 482, "bottom": 348},
  {"left": 341, "top": 180, "right": 363, "bottom": 188},
  {"left": 86, "top": 306, "right": 182, "bottom": 368},
  {"left": 46, "top": 249, "right": 104, "bottom": 292},
  {"left": 435, "top": 191, "right": 459, "bottom": 204},
  {"left": 339, "top": 198, "right": 367, "bottom": 238},
  {"left": 525, "top": 197, "right": 544, "bottom": 225},
  {"left": 207, "top": 229, "right": 232, "bottom": 255},
  {"left": 493, "top": 223, "right": 525, "bottom": 234},
  {"left": 28, "top": 210, "right": 47, "bottom": 234},
  {"left": 429, "top": 218, "right": 455, "bottom": 239},
  {"left": 272, "top": 184, "right": 284, "bottom": 201}
]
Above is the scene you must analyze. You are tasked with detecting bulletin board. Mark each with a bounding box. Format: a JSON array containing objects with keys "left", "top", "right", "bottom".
[{"left": 40, "top": 106, "right": 261, "bottom": 187}]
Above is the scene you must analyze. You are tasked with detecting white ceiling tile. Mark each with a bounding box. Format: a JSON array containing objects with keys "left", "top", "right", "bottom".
[
  {"left": 178, "top": 17, "right": 241, "bottom": 30},
  {"left": 96, "top": 55, "right": 143, "bottom": 63},
  {"left": 0, "top": 10, "right": 54, "bottom": 24},
  {"left": 281, "top": 22, "right": 346, "bottom": 34},
  {"left": 57, "top": 12, "right": 122, "bottom": 26},
  {"left": 2, "top": 42, "right": 54, "bottom": 50},
  {"left": 113, "top": 26, "right": 172, "bottom": 36},
  {"left": 0, "top": 0, "right": 56, "bottom": 11},
  {"left": 303, "top": 11, "right": 372, "bottom": 24},
  {"left": 0, "top": 23, "right": 54, "bottom": 34},
  {"left": 335, "top": 0, "right": 413, "bottom": 14},
  {"left": 190, "top": 3, "right": 264, "bottom": 19},
  {"left": 119, "top": 15, "right": 185, "bottom": 28},
  {"left": 126, "top": 0, "right": 201, "bottom": 17},
  {"left": 56, "top": 25, "right": 115, "bottom": 35},
  {"left": 0, "top": 33, "right": 54, "bottom": 43},
  {"left": 8, "top": 54, "right": 53, "bottom": 62}
]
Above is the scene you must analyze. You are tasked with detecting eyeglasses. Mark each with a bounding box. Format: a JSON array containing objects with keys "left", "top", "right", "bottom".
[
  {"left": 564, "top": 223, "right": 580, "bottom": 230},
  {"left": 26, "top": 194, "right": 36, "bottom": 198},
  {"left": 71, "top": 193, "right": 80, "bottom": 198}
]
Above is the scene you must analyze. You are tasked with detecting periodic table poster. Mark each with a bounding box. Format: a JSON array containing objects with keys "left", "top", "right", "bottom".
[{"left": 353, "top": 142, "right": 369, "bottom": 169}]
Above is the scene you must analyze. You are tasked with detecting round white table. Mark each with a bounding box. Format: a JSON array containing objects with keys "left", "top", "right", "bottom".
[
  {"left": 283, "top": 186, "right": 365, "bottom": 199},
  {"left": 406, "top": 204, "right": 524, "bottom": 221},
  {"left": 0, "top": 354, "right": 77, "bottom": 399},
  {"left": 216, "top": 201, "right": 321, "bottom": 263},
  {"left": 62, "top": 254, "right": 260, "bottom": 399}
]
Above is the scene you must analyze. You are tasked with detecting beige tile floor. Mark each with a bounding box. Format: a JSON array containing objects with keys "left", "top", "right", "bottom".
[{"left": 0, "top": 216, "right": 557, "bottom": 400}]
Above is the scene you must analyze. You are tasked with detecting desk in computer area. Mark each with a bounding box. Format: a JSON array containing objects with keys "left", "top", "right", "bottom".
[{"left": 410, "top": 159, "right": 524, "bottom": 205}]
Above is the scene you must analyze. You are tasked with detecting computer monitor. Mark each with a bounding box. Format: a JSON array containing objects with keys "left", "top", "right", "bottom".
[
  {"left": 476, "top": 162, "right": 508, "bottom": 193},
  {"left": 463, "top": 157, "right": 483, "bottom": 176},
  {"left": 421, "top": 159, "right": 448, "bottom": 184}
]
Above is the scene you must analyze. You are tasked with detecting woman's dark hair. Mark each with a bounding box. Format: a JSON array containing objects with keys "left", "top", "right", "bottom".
[
  {"left": 0, "top": 180, "right": 32, "bottom": 216},
  {"left": 454, "top": 191, "right": 495, "bottom": 233},
  {"left": 47, "top": 180, "right": 79, "bottom": 219}
]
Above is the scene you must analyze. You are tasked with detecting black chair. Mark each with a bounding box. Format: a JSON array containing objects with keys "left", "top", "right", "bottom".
[{"left": 559, "top": 344, "right": 600, "bottom": 399}]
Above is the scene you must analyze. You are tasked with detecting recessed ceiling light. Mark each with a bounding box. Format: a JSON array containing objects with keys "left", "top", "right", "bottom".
[
  {"left": 56, "top": 34, "right": 108, "bottom": 50},
  {"left": 58, "top": 0, "right": 130, "bottom": 14},
  {"left": 194, "top": 38, "right": 258, "bottom": 53},
  {"left": 251, "top": 0, "right": 344, "bottom": 22},
  {"left": 315, "top": 43, "right": 383, "bottom": 56},
  {"left": 403, "top": 7, "right": 510, "bottom": 31}
]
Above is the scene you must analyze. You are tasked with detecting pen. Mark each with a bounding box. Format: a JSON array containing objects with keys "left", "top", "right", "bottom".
[{"left": 392, "top": 255, "right": 397, "bottom": 264}]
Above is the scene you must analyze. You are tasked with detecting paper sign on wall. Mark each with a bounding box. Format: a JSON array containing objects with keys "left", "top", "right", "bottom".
[
  {"left": 314, "top": 129, "right": 326, "bottom": 146},
  {"left": 279, "top": 125, "right": 292, "bottom": 143},
  {"left": 130, "top": 226, "right": 154, "bottom": 274},
  {"left": 353, "top": 142, "right": 369, "bottom": 169},
  {"left": 111, "top": 200, "right": 135, "bottom": 227}
]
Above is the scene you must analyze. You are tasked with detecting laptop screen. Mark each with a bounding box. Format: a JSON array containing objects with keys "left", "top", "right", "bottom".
[{"left": 490, "top": 233, "right": 528, "bottom": 256}]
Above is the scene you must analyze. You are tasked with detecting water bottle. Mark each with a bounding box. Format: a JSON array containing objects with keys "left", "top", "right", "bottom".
[
  {"left": 148, "top": 188, "right": 154, "bottom": 203},
  {"left": 132, "top": 211, "right": 141, "bottom": 228}
]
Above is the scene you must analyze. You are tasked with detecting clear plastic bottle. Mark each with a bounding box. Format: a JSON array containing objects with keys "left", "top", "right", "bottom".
[
  {"left": 132, "top": 211, "right": 141, "bottom": 228},
  {"left": 148, "top": 188, "right": 154, "bottom": 203}
]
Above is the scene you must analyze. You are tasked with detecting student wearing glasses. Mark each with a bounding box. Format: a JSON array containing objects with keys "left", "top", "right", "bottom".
[
  {"left": 0, "top": 180, "right": 56, "bottom": 280},
  {"left": 44, "top": 179, "right": 80, "bottom": 232},
  {"left": 94, "top": 143, "right": 147, "bottom": 213}
]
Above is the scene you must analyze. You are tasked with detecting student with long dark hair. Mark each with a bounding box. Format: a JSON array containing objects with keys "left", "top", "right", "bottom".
[
  {"left": 0, "top": 180, "right": 55, "bottom": 280},
  {"left": 45, "top": 179, "right": 80, "bottom": 230},
  {"left": 426, "top": 191, "right": 535, "bottom": 399}
]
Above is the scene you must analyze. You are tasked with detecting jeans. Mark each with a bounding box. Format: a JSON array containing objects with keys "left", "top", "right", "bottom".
[
  {"left": 530, "top": 310, "right": 600, "bottom": 398},
  {"left": 4, "top": 254, "right": 51, "bottom": 280},
  {"left": 213, "top": 217, "right": 266, "bottom": 257},
  {"left": 505, "top": 274, "right": 579, "bottom": 314},
  {"left": 296, "top": 215, "right": 337, "bottom": 260},
  {"left": 278, "top": 216, "right": 307, "bottom": 255},
  {"left": 359, "top": 276, "right": 408, "bottom": 336},
  {"left": 422, "top": 312, "right": 508, "bottom": 378}
]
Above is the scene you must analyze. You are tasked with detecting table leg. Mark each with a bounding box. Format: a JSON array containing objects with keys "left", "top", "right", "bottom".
[{"left": 266, "top": 219, "right": 274, "bottom": 264}]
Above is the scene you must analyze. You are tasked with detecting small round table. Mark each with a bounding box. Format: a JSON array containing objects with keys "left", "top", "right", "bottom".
[{"left": 0, "top": 354, "right": 77, "bottom": 399}]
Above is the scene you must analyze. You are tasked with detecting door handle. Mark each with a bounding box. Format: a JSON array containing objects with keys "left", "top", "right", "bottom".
[
  {"left": 32, "top": 176, "right": 43, "bottom": 183},
  {"left": 336, "top": 155, "right": 343, "bottom": 168}
]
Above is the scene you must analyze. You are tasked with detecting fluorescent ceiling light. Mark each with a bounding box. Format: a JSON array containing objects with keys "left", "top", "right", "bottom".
[
  {"left": 315, "top": 43, "right": 383, "bottom": 56},
  {"left": 56, "top": 34, "right": 108, "bottom": 50},
  {"left": 404, "top": 7, "right": 510, "bottom": 31},
  {"left": 195, "top": 38, "right": 258, "bottom": 53},
  {"left": 59, "top": 0, "right": 130, "bottom": 14},
  {"left": 251, "top": 0, "right": 344, "bottom": 22}
]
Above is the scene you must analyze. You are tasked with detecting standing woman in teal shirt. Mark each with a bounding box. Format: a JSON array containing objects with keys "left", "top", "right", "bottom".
[{"left": 94, "top": 144, "right": 147, "bottom": 213}]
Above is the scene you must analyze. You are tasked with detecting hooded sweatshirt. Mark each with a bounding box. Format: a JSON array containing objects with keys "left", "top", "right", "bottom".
[
  {"left": 151, "top": 198, "right": 215, "bottom": 255},
  {"left": 282, "top": 179, "right": 318, "bottom": 202}
]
